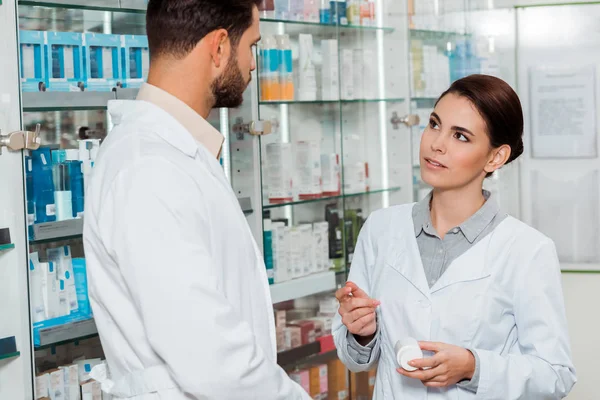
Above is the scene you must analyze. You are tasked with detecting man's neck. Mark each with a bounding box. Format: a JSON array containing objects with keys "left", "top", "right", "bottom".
[{"left": 147, "top": 63, "right": 214, "bottom": 119}]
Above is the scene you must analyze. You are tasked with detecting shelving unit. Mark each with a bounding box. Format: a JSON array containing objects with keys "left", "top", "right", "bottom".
[
  {"left": 260, "top": 98, "right": 405, "bottom": 106},
  {"left": 270, "top": 271, "right": 337, "bottom": 304},
  {"left": 0, "top": 244, "right": 15, "bottom": 252},
  {"left": 30, "top": 219, "right": 84, "bottom": 244},
  {"left": 0, "top": 352, "right": 20, "bottom": 361},
  {"left": 264, "top": 187, "right": 402, "bottom": 210},
  {"left": 35, "top": 318, "right": 98, "bottom": 349},
  {"left": 7, "top": 0, "right": 418, "bottom": 397},
  {"left": 22, "top": 91, "right": 114, "bottom": 112}
]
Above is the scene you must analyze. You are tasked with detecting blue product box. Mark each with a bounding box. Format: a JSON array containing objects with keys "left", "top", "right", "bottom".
[
  {"left": 19, "top": 30, "right": 47, "bottom": 92},
  {"left": 46, "top": 31, "right": 85, "bottom": 92},
  {"left": 72, "top": 258, "right": 91, "bottom": 317},
  {"left": 83, "top": 33, "right": 123, "bottom": 91},
  {"left": 330, "top": 1, "right": 348, "bottom": 25},
  {"left": 32, "top": 258, "right": 92, "bottom": 347},
  {"left": 120, "top": 35, "right": 149, "bottom": 89},
  {"left": 31, "top": 148, "right": 56, "bottom": 224},
  {"left": 25, "top": 156, "right": 35, "bottom": 240},
  {"left": 68, "top": 161, "right": 84, "bottom": 218}
]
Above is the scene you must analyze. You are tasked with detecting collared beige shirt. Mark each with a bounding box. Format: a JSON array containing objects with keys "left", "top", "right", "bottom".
[{"left": 136, "top": 83, "right": 224, "bottom": 158}]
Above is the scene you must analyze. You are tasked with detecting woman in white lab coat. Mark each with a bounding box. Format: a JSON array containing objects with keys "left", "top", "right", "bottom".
[{"left": 333, "top": 75, "right": 576, "bottom": 399}]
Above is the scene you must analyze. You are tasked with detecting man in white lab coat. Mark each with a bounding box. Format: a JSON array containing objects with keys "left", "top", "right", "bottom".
[{"left": 83, "top": 1, "right": 312, "bottom": 399}]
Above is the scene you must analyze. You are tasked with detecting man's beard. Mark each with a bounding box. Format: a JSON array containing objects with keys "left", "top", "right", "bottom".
[{"left": 211, "top": 53, "right": 250, "bottom": 109}]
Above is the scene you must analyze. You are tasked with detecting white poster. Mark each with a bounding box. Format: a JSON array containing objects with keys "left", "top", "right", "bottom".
[
  {"left": 529, "top": 65, "right": 597, "bottom": 158},
  {"left": 531, "top": 169, "right": 600, "bottom": 264}
]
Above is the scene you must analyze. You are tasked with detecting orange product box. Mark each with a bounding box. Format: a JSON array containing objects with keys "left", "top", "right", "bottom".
[
  {"left": 309, "top": 364, "right": 328, "bottom": 399},
  {"left": 327, "top": 358, "right": 349, "bottom": 400},
  {"left": 350, "top": 368, "right": 377, "bottom": 400}
]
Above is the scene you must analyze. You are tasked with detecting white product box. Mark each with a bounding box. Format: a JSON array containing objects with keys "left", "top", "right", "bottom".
[
  {"left": 266, "top": 143, "right": 294, "bottom": 203},
  {"left": 80, "top": 380, "right": 101, "bottom": 400},
  {"left": 289, "top": 229, "right": 303, "bottom": 279},
  {"left": 298, "top": 224, "right": 315, "bottom": 275},
  {"left": 273, "top": 223, "right": 292, "bottom": 283},
  {"left": 341, "top": 49, "right": 354, "bottom": 100},
  {"left": 295, "top": 140, "right": 322, "bottom": 200},
  {"left": 343, "top": 163, "right": 367, "bottom": 193},
  {"left": 313, "top": 222, "right": 330, "bottom": 271},
  {"left": 321, "top": 154, "right": 340, "bottom": 196},
  {"left": 59, "top": 364, "right": 80, "bottom": 400},
  {"left": 352, "top": 49, "right": 364, "bottom": 100},
  {"left": 362, "top": 49, "right": 377, "bottom": 99},
  {"left": 321, "top": 40, "right": 339, "bottom": 101},
  {"left": 319, "top": 296, "right": 339, "bottom": 315},
  {"left": 36, "top": 373, "right": 50, "bottom": 400},
  {"left": 49, "top": 369, "right": 65, "bottom": 400},
  {"left": 43, "top": 262, "right": 60, "bottom": 320}
]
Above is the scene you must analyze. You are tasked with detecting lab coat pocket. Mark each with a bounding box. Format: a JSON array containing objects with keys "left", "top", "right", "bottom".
[{"left": 435, "top": 275, "right": 492, "bottom": 347}]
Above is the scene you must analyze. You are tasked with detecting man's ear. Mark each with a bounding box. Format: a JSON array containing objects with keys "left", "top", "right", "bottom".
[{"left": 209, "top": 29, "right": 229, "bottom": 69}]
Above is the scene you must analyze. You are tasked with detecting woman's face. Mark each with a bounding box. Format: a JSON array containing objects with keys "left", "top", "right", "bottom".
[{"left": 420, "top": 93, "right": 494, "bottom": 190}]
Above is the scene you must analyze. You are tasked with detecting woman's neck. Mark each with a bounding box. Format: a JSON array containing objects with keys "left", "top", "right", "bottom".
[{"left": 430, "top": 185, "right": 486, "bottom": 238}]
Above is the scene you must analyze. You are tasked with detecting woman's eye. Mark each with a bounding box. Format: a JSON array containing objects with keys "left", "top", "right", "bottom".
[
  {"left": 454, "top": 132, "right": 468, "bottom": 142},
  {"left": 429, "top": 120, "right": 439, "bottom": 129}
]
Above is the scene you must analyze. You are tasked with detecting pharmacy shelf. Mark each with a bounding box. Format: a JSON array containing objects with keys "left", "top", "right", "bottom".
[
  {"left": 263, "top": 187, "right": 402, "bottom": 210},
  {"left": 0, "top": 352, "right": 20, "bottom": 361},
  {"left": 0, "top": 244, "right": 15, "bottom": 252},
  {"left": 18, "top": 0, "right": 146, "bottom": 13},
  {"left": 409, "top": 28, "right": 470, "bottom": 41},
  {"left": 270, "top": 271, "right": 337, "bottom": 304},
  {"left": 36, "top": 318, "right": 98, "bottom": 349},
  {"left": 18, "top": 0, "right": 395, "bottom": 32},
  {"left": 22, "top": 91, "right": 115, "bottom": 112},
  {"left": 277, "top": 341, "right": 321, "bottom": 368},
  {"left": 561, "top": 263, "right": 600, "bottom": 273},
  {"left": 30, "top": 218, "right": 84, "bottom": 244},
  {"left": 261, "top": 18, "right": 395, "bottom": 33},
  {"left": 260, "top": 98, "right": 405, "bottom": 106}
]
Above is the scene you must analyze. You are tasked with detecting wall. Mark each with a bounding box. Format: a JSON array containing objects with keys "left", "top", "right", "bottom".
[{"left": 562, "top": 273, "right": 600, "bottom": 399}]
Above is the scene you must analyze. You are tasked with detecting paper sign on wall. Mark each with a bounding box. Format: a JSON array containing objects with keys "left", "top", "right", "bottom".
[{"left": 529, "top": 65, "right": 597, "bottom": 159}]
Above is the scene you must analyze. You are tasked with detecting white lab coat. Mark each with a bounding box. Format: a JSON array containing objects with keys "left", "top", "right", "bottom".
[
  {"left": 83, "top": 100, "right": 311, "bottom": 400},
  {"left": 333, "top": 204, "right": 576, "bottom": 400}
]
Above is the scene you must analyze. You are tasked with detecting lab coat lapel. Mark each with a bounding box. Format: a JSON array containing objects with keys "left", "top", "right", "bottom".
[
  {"left": 431, "top": 237, "right": 493, "bottom": 294},
  {"left": 385, "top": 230, "right": 431, "bottom": 300}
]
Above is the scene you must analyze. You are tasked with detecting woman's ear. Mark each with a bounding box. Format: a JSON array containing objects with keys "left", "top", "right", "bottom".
[{"left": 484, "top": 144, "right": 511, "bottom": 174}]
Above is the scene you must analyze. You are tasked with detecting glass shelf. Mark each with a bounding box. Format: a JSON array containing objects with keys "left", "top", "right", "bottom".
[
  {"left": 34, "top": 317, "right": 98, "bottom": 349},
  {"left": 18, "top": 0, "right": 395, "bottom": 35},
  {"left": 263, "top": 187, "right": 402, "bottom": 210},
  {"left": 22, "top": 91, "right": 114, "bottom": 112},
  {"left": 260, "top": 98, "right": 405, "bottom": 106},
  {"left": 29, "top": 219, "right": 84, "bottom": 244},
  {"left": 0, "top": 352, "right": 20, "bottom": 361},
  {"left": 410, "top": 28, "right": 470, "bottom": 41},
  {"left": 0, "top": 244, "right": 15, "bottom": 252},
  {"left": 261, "top": 18, "right": 395, "bottom": 33},
  {"left": 19, "top": 0, "right": 146, "bottom": 13}
]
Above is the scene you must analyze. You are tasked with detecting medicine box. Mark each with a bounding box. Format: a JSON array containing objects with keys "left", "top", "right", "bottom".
[
  {"left": 120, "top": 35, "right": 150, "bottom": 88},
  {"left": 83, "top": 33, "right": 123, "bottom": 91},
  {"left": 19, "top": 30, "right": 47, "bottom": 92},
  {"left": 45, "top": 31, "right": 85, "bottom": 92}
]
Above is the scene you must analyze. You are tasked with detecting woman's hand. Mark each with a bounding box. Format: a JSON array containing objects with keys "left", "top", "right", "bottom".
[
  {"left": 335, "top": 281, "right": 380, "bottom": 341},
  {"left": 397, "top": 342, "right": 476, "bottom": 388}
]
